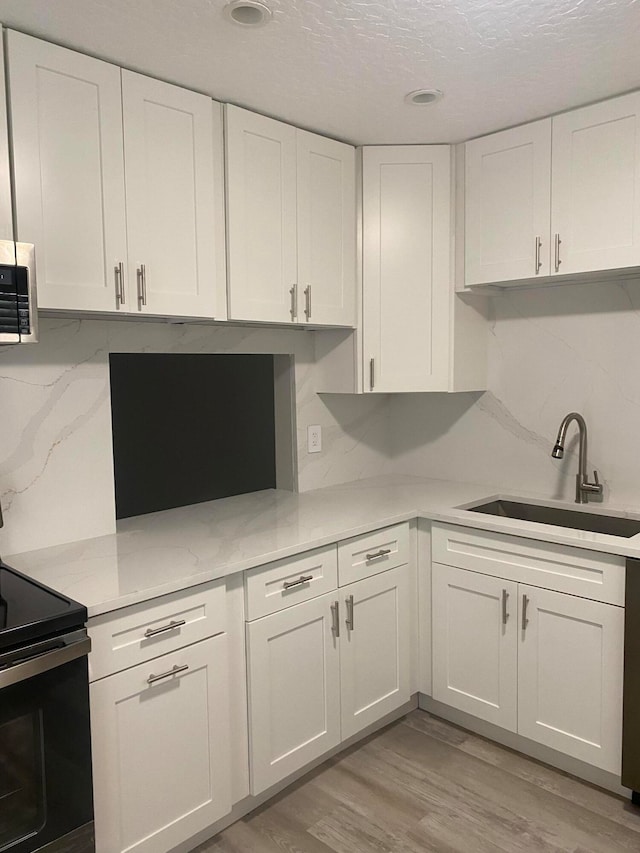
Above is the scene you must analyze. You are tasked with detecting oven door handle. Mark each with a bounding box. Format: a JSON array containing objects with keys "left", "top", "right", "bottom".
[{"left": 0, "top": 635, "right": 91, "bottom": 689}]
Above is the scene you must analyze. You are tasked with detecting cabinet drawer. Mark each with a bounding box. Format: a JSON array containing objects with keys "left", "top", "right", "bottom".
[
  {"left": 338, "top": 523, "right": 410, "bottom": 586},
  {"left": 432, "top": 523, "right": 624, "bottom": 605},
  {"left": 245, "top": 545, "right": 338, "bottom": 620},
  {"left": 89, "top": 580, "right": 226, "bottom": 681}
]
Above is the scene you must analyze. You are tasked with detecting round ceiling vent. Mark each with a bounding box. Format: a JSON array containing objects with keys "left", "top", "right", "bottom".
[
  {"left": 223, "top": 1, "right": 273, "bottom": 27},
  {"left": 404, "top": 89, "right": 444, "bottom": 106}
]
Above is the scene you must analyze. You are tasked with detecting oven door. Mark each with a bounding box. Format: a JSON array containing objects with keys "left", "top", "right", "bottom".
[{"left": 0, "top": 631, "right": 93, "bottom": 853}]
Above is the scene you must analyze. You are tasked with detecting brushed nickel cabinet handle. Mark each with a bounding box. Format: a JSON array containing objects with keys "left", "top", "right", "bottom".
[
  {"left": 369, "top": 357, "right": 375, "bottom": 390},
  {"left": 283, "top": 574, "right": 313, "bottom": 590},
  {"left": 502, "top": 589, "right": 509, "bottom": 625},
  {"left": 114, "top": 262, "right": 125, "bottom": 305},
  {"left": 345, "top": 594, "right": 354, "bottom": 631},
  {"left": 144, "top": 619, "right": 186, "bottom": 639},
  {"left": 304, "top": 285, "right": 312, "bottom": 320},
  {"left": 331, "top": 600, "right": 340, "bottom": 637},
  {"left": 136, "top": 265, "right": 147, "bottom": 307},
  {"left": 535, "top": 236, "right": 542, "bottom": 274},
  {"left": 289, "top": 284, "right": 297, "bottom": 321},
  {"left": 554, "top": 234, "right": 562, "bottom": 272},
  {"left": 366, "top": 548, "right": 391, "bottom": 561},
  {"left": 147, "top": 663, "right": 188, "bottom": 685},
  {"left": 522, "top": 594, "right": 529, "bottom": 631}
]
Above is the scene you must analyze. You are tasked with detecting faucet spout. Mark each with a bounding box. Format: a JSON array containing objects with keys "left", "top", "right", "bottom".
[{"left": 551, "top": 412, "right": 602, "bottom": 504}]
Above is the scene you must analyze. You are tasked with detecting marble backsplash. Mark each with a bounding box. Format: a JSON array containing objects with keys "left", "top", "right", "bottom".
[
  {"left": 390, "top": 277, "right": 640, "bottom": 509},
  {"left": 5, "top": 276, "right": 640, "bottom": 555},
  {"left": 0, "top": 318, "right": 392, "bottom": 554}
]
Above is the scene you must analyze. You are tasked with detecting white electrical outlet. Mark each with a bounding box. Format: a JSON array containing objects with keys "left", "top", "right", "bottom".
[{"left": 307, "top": 425, "right": 322, "bottom": 453}]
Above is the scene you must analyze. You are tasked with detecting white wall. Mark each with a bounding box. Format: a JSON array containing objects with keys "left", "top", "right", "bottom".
[
  {"left": 0, "top": 318, "right": 392, "bottom": 554},
  {"left": 391, "top": 278, "right": 640, "bottom": 508}
]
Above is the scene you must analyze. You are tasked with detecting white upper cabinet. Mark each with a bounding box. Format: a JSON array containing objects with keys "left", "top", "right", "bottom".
[
  {"left": 121, "top": 71, "right": 225, "bottom": 319},
  {"left": 225, "top": 105, "right": 298, "bottom": 323},
  {"left": 296, "top": 130, "right": 356, "bottom": 325},
  {"left": 464, "top": 91, "right": 640, "bottom": 287},
  {"left": 7, "top": 30, "right": 128, "bottom": 312},
  {"left": 0, "top": 36, "right": 13, "bottom": 243},
  {"left": 465, "top": 119, "right": 552, "bottom": 285},
  {"left": 362, "top": 146, "right": 453, "bottom": 392},
  {"left": 225, "top": 105, "right": 356, "bottom": 326},
  {"left": 551, "top": 92, "right": 640, "bottom": 276},
  {"left": 7, "top": 32, "right": 225, "bottom": 319}
]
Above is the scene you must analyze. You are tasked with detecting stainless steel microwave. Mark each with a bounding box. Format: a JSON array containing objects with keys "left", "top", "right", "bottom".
[{"left": 0, "top": 240, "right": 37, "bottom": 344}]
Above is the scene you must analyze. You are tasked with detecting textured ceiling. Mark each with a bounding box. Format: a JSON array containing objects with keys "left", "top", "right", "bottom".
[{"left": 0, "top": 0, "right": 638, "bottom": 144}]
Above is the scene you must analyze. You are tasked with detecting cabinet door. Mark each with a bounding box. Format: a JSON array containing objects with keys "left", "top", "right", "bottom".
[
  {"left": 551, "top": 92, "right": 640, "bottom": 275},
  {"left": 518, "top": 586, "right": 624, "bottom": 773},
  {"left": 246, "top": 592, "right": 340, "bottom": 794},
  {"left": 432, "top": 563, "right": 518, "bottom": 731},
  {"left": 7, "top": 30, "right": 128, "bottom": 312},
  {"left": 362, "top": 146, "right": 451, "bottom": 392},
  {"left": 340, "top": 566, "right": 411, "bottom": 740},
  {"left": 121, "top": 71, "right": 223, "bottom": 319},
  {"left": 90, "top": 634, "right": 231, "bottom": 853},
  {"left": 226, "top": 105, "right": 297, "bottom": 323},
  {"left": 296, "top": 130, "right": 356, "bottom": 326},
  {"left": 0, "top": 36, "right": 13, "bottom": 243},
  {"left": 465, "top": 120, "right": 551, "bottom": 285}
]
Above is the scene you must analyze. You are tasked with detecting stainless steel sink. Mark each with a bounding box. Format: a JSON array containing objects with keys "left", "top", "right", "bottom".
[{"left": 467, "top": 499, "right": 640, "bottom": 538}]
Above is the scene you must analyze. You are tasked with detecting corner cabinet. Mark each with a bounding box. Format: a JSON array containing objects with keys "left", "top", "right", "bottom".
[
  {"left": 431, "top": 524, "right": 625, "bottom": 774},
  {"left": 7, "top": 30, "right": 226, "bottom": 319},
  {"left": 361, "top": 146, "right": 486, "bottom": 393},
  {"left": 464, "top": 91, "right": 640, "bottom": 287},
  {"left": 225, "top": 105, "right": 356, "bottom": 326}
]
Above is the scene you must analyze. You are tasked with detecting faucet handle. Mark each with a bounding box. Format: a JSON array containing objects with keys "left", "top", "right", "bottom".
[{"left": 593, "top": 470, "right": 600, "bottom": 487}]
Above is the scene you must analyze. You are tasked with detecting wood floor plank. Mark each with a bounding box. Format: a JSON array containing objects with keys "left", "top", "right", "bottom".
[{"left": 203, "top": 711, "right": 640, "bottom": 853}]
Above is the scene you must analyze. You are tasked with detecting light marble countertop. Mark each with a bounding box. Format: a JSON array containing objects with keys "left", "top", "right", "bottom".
[{"left": 7, "top": 474, "right": 640, "bottom": 617}]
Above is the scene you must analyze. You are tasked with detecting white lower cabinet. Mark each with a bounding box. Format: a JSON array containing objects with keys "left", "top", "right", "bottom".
[
  {"left": 340, "top": 567, "right": 411, "bottom": 739},
  {"left": 432, "top": 564, "right": 518, "bottom": 731},
  {"left": 246, "top": 551, "right": 412, "bottom": 795},
  {"left": 432, "top": 559, "right": 624, "bottom": 774},
  {"left": 90, "top": 634, "right": 231, "bottom": 853},
  {"left": 518, "top": 585, "right": 624, "bottom": 773},
  {"left": 246, "top": 592, "right": 341, "bottom": 794}
]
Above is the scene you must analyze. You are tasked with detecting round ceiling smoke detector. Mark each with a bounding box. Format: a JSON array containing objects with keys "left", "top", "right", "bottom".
[
  {"left": 223, "top": 0, "right": 272, "bottom": 27},
  {"left": 404, "top": 89, "right": 444, "bottom": 106}
]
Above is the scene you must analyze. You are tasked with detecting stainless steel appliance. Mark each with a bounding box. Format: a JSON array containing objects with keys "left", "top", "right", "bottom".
[
  {"left": 0, "top": 563, "right": 94, "bottom": 852},
  {"left": 0, "top": 240, "right": 37, "bottom": 344},
  {"left": 623, "top": 558, "right": 640, "bottom": 804}
]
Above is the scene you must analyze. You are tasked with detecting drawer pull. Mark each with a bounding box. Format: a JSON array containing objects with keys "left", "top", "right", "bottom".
[
  {"left": 283, "top": 574, "right": 313, "bottom": 590},
  {"left": 144, "top": 619, "right": 186, "bottom": 639},
  {"left": 345, "top": 594, "right": 354, "bottom": 631},
  {"left": 331, "top": 600, "right": 340, "bottom": 637},
  {"left": 366, "top": 548, "right": 391, "bottom": 561},
  {"left": 147, "top": 663, "right": 188, "bottom": 685}
]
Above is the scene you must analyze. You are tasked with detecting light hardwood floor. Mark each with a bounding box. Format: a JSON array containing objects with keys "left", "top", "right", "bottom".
[{"left": 200, "top": 711, "right": 640, "bottom": 852}]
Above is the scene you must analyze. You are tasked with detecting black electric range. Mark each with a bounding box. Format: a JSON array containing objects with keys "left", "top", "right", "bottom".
[
  {"left": 0, "top": 561, "right": 87, "bottom": 651},
  {"left": 0, "top": 561, "right": 94, "bottom": 853}
]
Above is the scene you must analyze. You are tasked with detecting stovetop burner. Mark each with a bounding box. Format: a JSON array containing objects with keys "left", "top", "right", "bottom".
[{"left": 0, "top": 563, "right": 87, "bottom": 652}]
